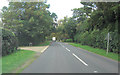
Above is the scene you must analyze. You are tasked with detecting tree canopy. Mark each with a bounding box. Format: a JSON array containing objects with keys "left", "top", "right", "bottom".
[
  {"left": 2, "top": 2, "right": 57, "bottom": 46},
  {"left": 56, "top": 2, "right": 119, "bottom": 53}
]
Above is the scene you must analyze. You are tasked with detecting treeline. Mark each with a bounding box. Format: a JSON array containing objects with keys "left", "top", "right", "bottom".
[
  {"left": 2, "top": 2, "right": 57, "bottom": 46},
  {"left": 56, "top": 2, "right": 119, "bottom": 53},
  {"left": 1, "top": 2, "right": 57, "bottom": 55}
]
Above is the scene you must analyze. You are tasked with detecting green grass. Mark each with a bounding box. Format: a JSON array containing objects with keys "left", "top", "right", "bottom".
[
  {"left": 2, "top": 50, "right": 36, "bottom": 73},
  {"left": 69, "top": 43, "right": 119, "bottom": 61},
  {"left": 0, "top": 58, "right": 2, "bottom": 74},
  {"left": 37, "top": 41, "right": 50, "bottom": 46}
]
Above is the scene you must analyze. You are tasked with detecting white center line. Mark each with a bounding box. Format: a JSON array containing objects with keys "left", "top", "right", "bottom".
[
  {"left": 66, "top": 48, "right": 70, "bottom": 52},
  {"left": 60, "top": 44, "right": 65, "bottom": 48},
  {"left": 72, "top": 53, "right": 88, "bottom": 66},
  {"left": 59, "top": 43, "right": 63, "bottom": 47}
]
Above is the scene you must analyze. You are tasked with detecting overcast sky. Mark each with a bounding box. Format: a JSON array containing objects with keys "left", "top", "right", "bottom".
[
  {"left": 0, "top": 0, "right": 9, "bottom": 10},
  {"left": 47, "top": 0, "right": 83, "bottom": 20},
  {"left": 0, "top": 0, "right": 83, "bottom": 20}
]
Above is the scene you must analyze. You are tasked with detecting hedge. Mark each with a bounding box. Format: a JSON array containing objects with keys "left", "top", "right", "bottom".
[
  {"left": 2, "top": 28, "right": 18, "bottom": 56},
  {"left": 74, "top": 29, "right": 119, "bottom": 53},
  {"left": 64, "top": 39, "right": 73, "bottom": 42}
]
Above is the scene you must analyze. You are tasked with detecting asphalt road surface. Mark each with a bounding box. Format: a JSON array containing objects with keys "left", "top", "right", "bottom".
[{"left": 22, "top": 42, "right": 118, "bottom": 73}]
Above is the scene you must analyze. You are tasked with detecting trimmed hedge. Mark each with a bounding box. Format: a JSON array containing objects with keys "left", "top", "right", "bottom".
[{"left": 2, "top": 28, "right": 18, "bottom": 56}]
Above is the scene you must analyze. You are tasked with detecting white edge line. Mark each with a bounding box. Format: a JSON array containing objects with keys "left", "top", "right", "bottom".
[
  {"left": 41, "top": 46, "right": 49, "bottom": 53},
  {"left": 66, "top": 48, "right": 70, "bottom": 52},
  {"left": 72, "top": 53, "right": 88, "bottom": 66}
]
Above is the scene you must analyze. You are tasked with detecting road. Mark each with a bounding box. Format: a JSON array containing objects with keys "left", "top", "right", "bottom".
[{"left": 22, "top": 42, "right": 118, "bottom": 73}]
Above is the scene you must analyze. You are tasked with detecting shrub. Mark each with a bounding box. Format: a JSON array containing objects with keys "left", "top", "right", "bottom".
[
  {"left": 64, "top": 39, "right": 73, "bottom": 42},
  {"left": 2, "top": 28, "right": 18, "bottom": 56},
  {"left": 109, "top": 30, "right": 119, "bottom": 53},
  {"left": 74, "top": 28, "right": 119, "bottom": 53},
  {"left": 74, "top": 33, "right": 79, "bottom": 43},
  {"left": 18, "top": 32, "right": 45, "bottom": 46}
]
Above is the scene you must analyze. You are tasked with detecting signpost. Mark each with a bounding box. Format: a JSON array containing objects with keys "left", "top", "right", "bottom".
[{"left": 105, "top": 33, "right": 112, "bottom": 54}]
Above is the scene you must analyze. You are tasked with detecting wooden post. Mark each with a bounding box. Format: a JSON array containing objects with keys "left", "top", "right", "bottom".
[{"left": 106, "top": 33, "right": 109, "bottom": 54}]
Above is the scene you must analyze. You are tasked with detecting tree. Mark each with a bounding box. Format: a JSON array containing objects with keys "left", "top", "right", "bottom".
[
  {"left": 56, "top": 2, "right": 119, "bottom": 53},
  {"left": 2, "top": 2, "right": 57, "bottom": 46},
  {"left": 51, "top": 12, "right": 58, "bottom": 22},
  {"left": 89, "top": 2, "right": 119, "bottom": 31},
  {"left": 63, "top": 17, "right": 77, "bottom": 42},
  {"left": 72, "top": 8, "right": 86, "bottom": 23}
]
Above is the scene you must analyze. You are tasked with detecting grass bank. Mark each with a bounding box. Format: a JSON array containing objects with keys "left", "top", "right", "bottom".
[
  {"left": 2, "top": 50, "right": 36, "bottom": 73},
  {"left": 69, "top": 43, "right": 119, "bottom": 61}
]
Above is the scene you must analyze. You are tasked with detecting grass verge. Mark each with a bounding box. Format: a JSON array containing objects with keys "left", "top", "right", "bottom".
[
  {"left": 37, "top": 41, "right": 50, "bottom": 46},
  {"left": 69, "top": 43, "right": 119, "bottom": 61},
  {"left": 2, "top": 50, "right": 36, "bottom": 73}
]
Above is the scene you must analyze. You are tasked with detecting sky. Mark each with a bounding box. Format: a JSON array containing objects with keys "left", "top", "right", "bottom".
[
  {"left": 47, "top": 0, "right": 83, "bottom": 20},
  {"left": 0, "top": 0, "right": 83, "bottom": 20},
  {"left": 0, "top": 0, "right": 9, "bottom": 11}
]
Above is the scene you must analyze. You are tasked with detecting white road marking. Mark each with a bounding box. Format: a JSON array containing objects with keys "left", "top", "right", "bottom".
[
  {"left": 66, "top": 48, "right": 70, "bottom": 52},
  {"left": 59, "top": 43, "right": 65, "bottom": 48},
  {"left": 72, "top": 53, "right": 88, "bottom": 66},
  {"left": 94, "top": 71, "right": 98, "bottom": 73},
  {"left": 59, "top": 43, "right": 62, "bottom": 46},
  {"left": 41, "top": 46, "right": 49, "bottom": 53}
]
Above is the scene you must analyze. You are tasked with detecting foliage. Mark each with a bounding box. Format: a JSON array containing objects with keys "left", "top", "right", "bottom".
[
  {"left": 74, "top": 28, "right": 118, "bottom": 53},
  {"left": 2, "top": 2, "right": 57, "bottom": 46},
  {"left": 49, "top": 25, "right": 69, "bottom": 41},
  {"left": 56, "top": 2, "right": 119, "bottom": 54},
  {"left": 89, "top": 2, "right": 119, "bottom": 31},
  {"left": 64, "top": 39, "right": 73, "bottom": 42},
  {"left": 72, "top": 2, "right": 119, "bottom": 53},
  {"left": 37, "top": 41, "right": 50, "bottom": 46},
  {"left": 1, "top": 28, "right": 18, "bottom": 56},
  {"left": 52, "top": 17, "right": 77, "bottom": 42}
]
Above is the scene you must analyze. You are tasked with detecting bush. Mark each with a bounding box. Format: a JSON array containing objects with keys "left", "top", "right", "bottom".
[
  {"left": 64, "top": 39, "right": 73, "bottom": 42},
  {"left": 109, "top": 30, "right": 119, "bottom": 53},
  {"left": 74, "top": 33, "right": 79, "bottom": 43},
  {"left": 18, "top": 32, "right": 45, "bottom": 46},
  {"left": 74, "top": 28, "right": 119, "bottom": 53},
  {"left": 2, "top": 28, "right": 18, "bottom": 56}
]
